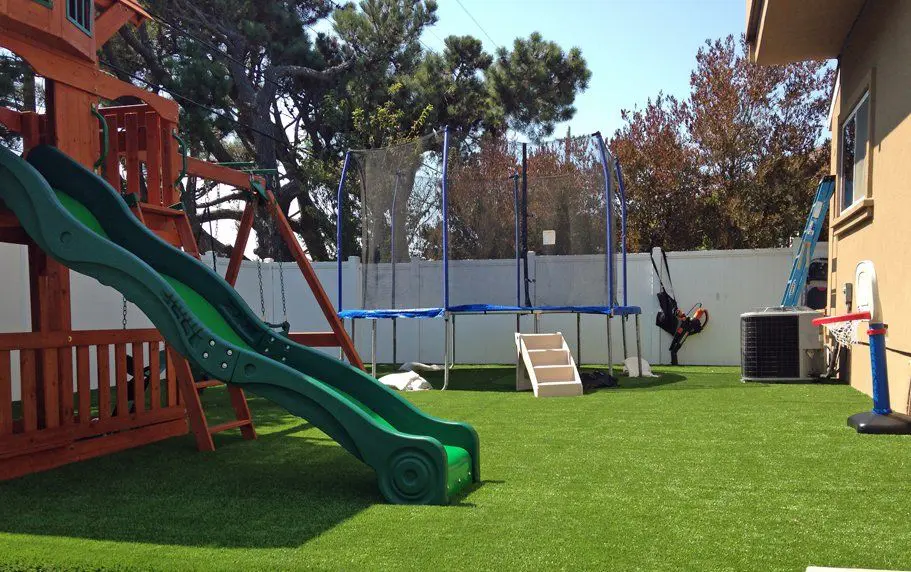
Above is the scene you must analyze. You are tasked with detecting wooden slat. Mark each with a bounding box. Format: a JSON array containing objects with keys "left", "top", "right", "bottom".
[
  {"left": 41, "top": 349, "right": 59, "bottom": 429},
  {"left": 57, "top": 347, "right": 74, "bottom": 426},
  {"left": 20, "top": 112, "right": 41, "bottom": 153},
  {"left": 194, "top": 379, "right": 223, "bottom": 390},
  {"left": 0, "top": 351, "right": 11, "bottom": 435},
  {"left": 97, "top": 345, "right": 111, "bottom": 420},
  {"left": 114, "top": 344, "right": 128, "bottom": 417},
  {"left": 124, "top": 113, "right": 141, "bottom": 198},
  {"left": 0, "top": 329, "right": 162, "bottom": 351},
  {"left": 138, "top": 202, "right": 184, "bottom": 217},
  {"left": 148, "top": 344, "right": 160, "bottom": 411},
  {"left": 208, "top": 419, "right": 254, "bottom": 435},
  {"left": 0, "top": 418, "right": 187, "bottom": 482},
  {"left": 161, "top": 121, "right": 177, "bottom": 206},
  {"left": 20, "top": 350, "right": 37, "bottom": 432},
  {"left": 144, "top": 112, "right": 162, "bottom": 206},
  {"left": 131, "top": 342, "right": 145, "bottom": 414},
  {"left": 166, "top": 349, "right": 177, "bottom": 407},
  {"left": 105, "top": 113, "right": 120, "bottom": 190},
  {"left": 0, "top": 407, "right": 186, "bottom": 459},
  {"left": 75, "top": 346, "right": 91, "bottom": 423}
]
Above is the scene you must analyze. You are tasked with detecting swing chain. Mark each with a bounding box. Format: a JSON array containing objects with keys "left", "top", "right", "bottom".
[
  {"left": 121, "top": 296, "right": 128, "bottom": 330},
  {"left": 256, "top": 255, "right": 266, "bottom": 319},
  {"left": 206, "top": 186, "right": 220, "bottom": 272},
  {"left": 278, "top": 258, "right": 287, "bottom": 320}
]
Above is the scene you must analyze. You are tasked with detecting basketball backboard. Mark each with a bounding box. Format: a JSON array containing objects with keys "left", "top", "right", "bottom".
[{"left": 855, "top": 260, "right": 879, "bottom": 322}]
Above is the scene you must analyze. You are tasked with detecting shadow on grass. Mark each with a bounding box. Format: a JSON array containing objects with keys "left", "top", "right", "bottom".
[
  {"left": 419, "top": 366, "right": 696, "bottom": 393},
  {"left": 0, "top": 385, "right": 485, "bottom": 549},
  {"left": 0, "top": 427, "right": 380, "bottom": 549}
]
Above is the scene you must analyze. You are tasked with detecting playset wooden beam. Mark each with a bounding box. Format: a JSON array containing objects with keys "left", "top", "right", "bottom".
[
  {"left": 94, "top": 2, "right": 139, "bottom": 46},
  {"left": 225, "top": 201, "right": 256, "bottom": 286},
  {"left": 266, "top": 191, "right": 364, "bottom": 369},
  {"left": 0, "top": 30, "right": 179, "bottom": 123},
  {"left": 186, "top": 157, "right": 255, "bottom": 189}
]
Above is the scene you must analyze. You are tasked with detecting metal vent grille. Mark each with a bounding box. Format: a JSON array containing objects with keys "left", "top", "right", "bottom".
[{"left": 741, "top": 314, "right": 800, "bottom": 378}]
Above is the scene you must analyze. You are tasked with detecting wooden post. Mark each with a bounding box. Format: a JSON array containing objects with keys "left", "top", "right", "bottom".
[
  {"left": 225, "top": 201, "right": 255, "bottom": 286},
  {"left": 166, "top": 348, "right": 215, "bottom": 452},
  {"left": 267, "top": 191, "right": 364, "bottom": 370}
]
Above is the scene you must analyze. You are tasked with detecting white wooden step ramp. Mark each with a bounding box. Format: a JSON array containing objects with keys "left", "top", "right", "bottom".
[{"left": 515, "top": 333, "right": 583, "bottom": 397}]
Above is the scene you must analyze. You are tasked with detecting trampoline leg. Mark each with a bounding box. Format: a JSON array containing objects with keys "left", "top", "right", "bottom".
[
  {"left": 392, "top": 318, "right": 397, "bottom": 366},
  {"left": 606, "top": 314, "right": 613, "bottom": 378},
  {"left": 371, "top": 319, "right": 377, "bottom": 378},
  {"left": 621, "top": 316, "right": 628, "bottom": 361},
  {"left": 576, "top": 312, "right": 582, "bottom": 366},
  {"left": 452, "top": 314, "right": 456, "bottom": 365},
  {"left": 534, "top": 312, "right": 540, "bottom": 334},
  {"left": 635, "top": 314, "right": 643, "bottom": 379},
  {"left": 443, "top": 313, "right": 450, "bottom": 390}
]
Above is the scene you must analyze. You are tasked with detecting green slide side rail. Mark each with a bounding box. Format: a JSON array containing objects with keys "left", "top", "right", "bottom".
[{"left": 0, "top": 145, "right": 478, "bottom": 505}]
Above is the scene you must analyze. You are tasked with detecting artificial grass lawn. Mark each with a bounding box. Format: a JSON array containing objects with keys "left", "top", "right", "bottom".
[{"left": 1, "top": 366, "right": 910, "bottom": 571}]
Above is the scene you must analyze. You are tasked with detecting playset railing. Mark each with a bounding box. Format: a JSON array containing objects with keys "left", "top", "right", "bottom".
[
  {"left": 0, "top": 328, "right": 187, "bottom": 480},
  {"left": 98, "top": 103, "right": 180, "bottom": 207}
]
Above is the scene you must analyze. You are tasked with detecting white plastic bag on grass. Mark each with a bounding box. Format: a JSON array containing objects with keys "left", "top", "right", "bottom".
[
  {"left": 379, "top": 371, "right": 433, "bottom": 391},
  {"left": 623, "top": 357, "right": 659, "bottom": 378}
]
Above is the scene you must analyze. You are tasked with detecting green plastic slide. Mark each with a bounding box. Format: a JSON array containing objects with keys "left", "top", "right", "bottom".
[{"left": 0, "top": 145, "right": 478, "bottom": 505}]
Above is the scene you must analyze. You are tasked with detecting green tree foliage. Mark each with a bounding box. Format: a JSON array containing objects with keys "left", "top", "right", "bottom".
[
  {"left": 101, "top": 0, "right": 590, "bottom": 261},
  {"left": 611, "top": 35, "right": 834, "bottom": 251}
]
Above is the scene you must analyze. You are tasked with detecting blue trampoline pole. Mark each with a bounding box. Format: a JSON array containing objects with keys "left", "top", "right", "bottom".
[
  {"left": 442, "top": 126, "right": 451, "bottom": 310},
  {"left": 336, "top": 151, "right": 351, "bottom": 312}
]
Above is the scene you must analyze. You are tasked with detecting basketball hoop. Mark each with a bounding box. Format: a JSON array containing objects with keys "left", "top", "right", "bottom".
[{"left": 812, "top": 311, "right": 871, "bottom": 347}]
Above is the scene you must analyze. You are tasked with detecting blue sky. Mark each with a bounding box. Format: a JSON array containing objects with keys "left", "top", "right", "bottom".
[{"left": 424, "top": 0, "right": 747, "bottom": 140}]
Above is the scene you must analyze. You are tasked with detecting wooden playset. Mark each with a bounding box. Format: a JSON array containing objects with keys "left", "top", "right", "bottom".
[{"left": 0, "top": 0, "right": 361, "bottom": 480}]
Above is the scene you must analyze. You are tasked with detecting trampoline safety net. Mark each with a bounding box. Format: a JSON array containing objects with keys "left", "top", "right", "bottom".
[
  {"left": 343, "top": 132, "right": 445, "bottom": 311},
  {"left": 338, "top": 130, "right": 623, "bottom": 314},
  {"left": 525, "top": 134, "right": 617, "bottom": 308}
]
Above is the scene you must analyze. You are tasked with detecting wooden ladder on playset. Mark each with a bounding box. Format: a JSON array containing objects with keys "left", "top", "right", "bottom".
[{"left": 97, "top": 104, "right": 257, "bottom": 451}]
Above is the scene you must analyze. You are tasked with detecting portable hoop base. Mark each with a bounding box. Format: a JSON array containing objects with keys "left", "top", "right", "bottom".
[
  {"left": 847, "top": 410, "right": 911, "bottom": 434},
  {"left": 850, "top": 321, "right": 911, "bottom": 434},
  {"left": 816, "top": 314, "right": 911, "bottom": 435}
]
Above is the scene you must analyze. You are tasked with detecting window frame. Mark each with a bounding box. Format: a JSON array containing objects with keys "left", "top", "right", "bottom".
[
  {"left": 66, "top": 0, "right": 93, "bottom": 37},
  {"left": 837, "top": 90, "right": 871, "bottom": 214}
]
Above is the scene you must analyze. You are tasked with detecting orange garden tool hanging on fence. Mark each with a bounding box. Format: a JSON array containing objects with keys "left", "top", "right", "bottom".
[{"left": 651, "top": 250, "right": 709, "bottom": 365}]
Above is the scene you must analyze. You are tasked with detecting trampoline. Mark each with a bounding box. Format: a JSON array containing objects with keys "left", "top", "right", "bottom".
[{"left": 336, "top": 129, "right": 641, "bottom": 386}]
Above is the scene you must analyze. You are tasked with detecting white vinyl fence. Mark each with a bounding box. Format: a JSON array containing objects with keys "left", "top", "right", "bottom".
[{"left": 0, "top": 243, "right": 824, "bottom": 373}]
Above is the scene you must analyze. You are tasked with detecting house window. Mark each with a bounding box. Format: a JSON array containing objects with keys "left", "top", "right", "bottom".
[
  {"left": 839, "top": 92, "right": 870, "bottom": 212},
  {"left": 66, "top": 0, "right": 92, "bottom": 36}
]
